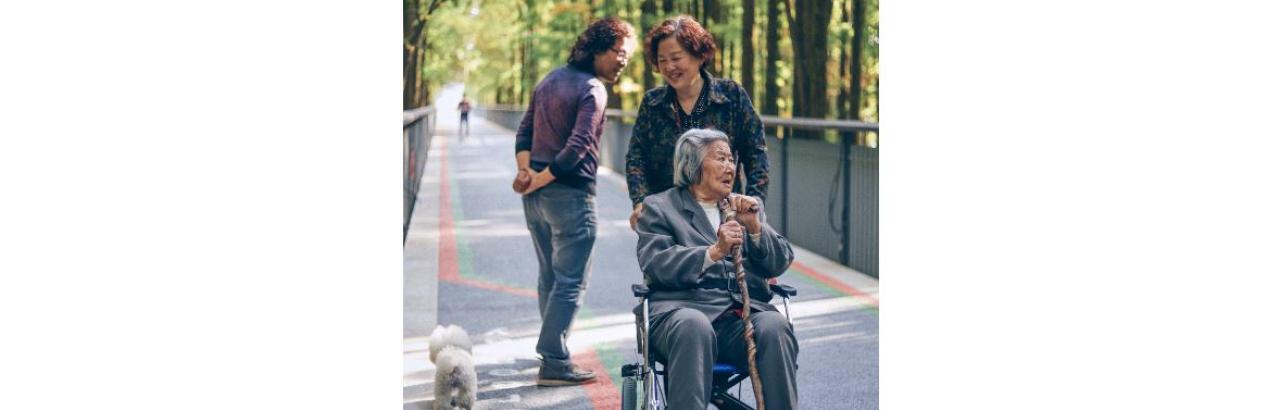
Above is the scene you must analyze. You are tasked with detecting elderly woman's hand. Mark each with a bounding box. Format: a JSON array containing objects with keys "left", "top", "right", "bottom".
[
  {"left": 710, "top": 220, "right": 745, "bottom": 260},
  {"left": 729, "top": 194, "right": 761, "bottom": 235}
]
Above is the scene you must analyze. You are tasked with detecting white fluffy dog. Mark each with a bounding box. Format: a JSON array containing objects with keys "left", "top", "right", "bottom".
[{"left": 428, "top": 324, "right": 477, "bottom": 410}]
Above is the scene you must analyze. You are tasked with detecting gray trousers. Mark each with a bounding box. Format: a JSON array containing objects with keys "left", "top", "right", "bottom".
[
  {"left": 650, "top": 307, "right": 799, "bottom": 410},
  {"left": 522, "top": 183, "right": 597, "bottom": 367}
]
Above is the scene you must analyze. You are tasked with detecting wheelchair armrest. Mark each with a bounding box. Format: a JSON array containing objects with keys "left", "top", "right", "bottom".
[
  {"left": 632, "top": 283, "right": 650, "bottom": 298},
  {"left": 770, "top": 283, "right": 797, "bottom": 297}
]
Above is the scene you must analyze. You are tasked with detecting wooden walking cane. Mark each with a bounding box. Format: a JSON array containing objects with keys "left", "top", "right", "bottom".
[{"left": 718, "top": 160, "right": 766, "bottom": 410}]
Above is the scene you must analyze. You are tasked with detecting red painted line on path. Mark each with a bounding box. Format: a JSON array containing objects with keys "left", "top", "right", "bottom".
[
  {"left": 573, "top": 349, "right": 621, "bottom": 410},
  {"left": 790, "top": 260, "right": 879, "bottom": 307},
  {"left": 439, "top": 138, "right": 461, "bottom": 282},
  {"left": 437, "top": 137, "right": 538, "bottom": 298}
]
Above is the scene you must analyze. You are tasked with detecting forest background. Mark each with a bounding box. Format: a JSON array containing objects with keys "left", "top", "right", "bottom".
[{"left": 404, "top": 0, "right": 878, "bottom": 145}]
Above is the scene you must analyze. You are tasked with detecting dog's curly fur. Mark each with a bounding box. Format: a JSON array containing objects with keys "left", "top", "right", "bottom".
[{"left": 428, "top": 325, "right": 477, "bottom": 410}]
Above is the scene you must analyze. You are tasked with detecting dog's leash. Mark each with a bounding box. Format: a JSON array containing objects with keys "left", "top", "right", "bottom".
[{"left": 718, "top": 160, "right": 766, "bottom": 410}]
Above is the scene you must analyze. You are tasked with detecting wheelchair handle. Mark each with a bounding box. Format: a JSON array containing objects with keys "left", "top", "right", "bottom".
[{"left": 770, "top": 283, "right": 797, "bottom": 297}]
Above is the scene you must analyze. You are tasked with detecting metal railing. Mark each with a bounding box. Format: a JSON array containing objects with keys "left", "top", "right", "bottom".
[
  {"left": 475, "top": 106, "right": 879, "bottom": 277},
  {"left": 404, "top": 106, "right": 436, "bottom": 240}
]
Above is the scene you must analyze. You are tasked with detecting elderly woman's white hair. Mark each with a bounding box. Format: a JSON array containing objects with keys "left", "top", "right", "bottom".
[{"left": 672, "top": 128, "right": 731, "bottom": 188}]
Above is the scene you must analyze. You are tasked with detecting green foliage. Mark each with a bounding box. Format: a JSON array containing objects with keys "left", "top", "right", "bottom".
[{"left": 411, "top": 0, "right": 878, "bottom": 122}]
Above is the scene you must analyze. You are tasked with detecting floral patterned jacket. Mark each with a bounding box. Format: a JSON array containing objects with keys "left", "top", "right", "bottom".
[{"left": 625, "top": 71, "right": 770, "bottom": 206}]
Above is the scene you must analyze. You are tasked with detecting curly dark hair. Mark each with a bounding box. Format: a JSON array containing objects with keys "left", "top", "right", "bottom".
[
  {"left": 567, "top": 17, "right": 636, "bottom": 72},
  {"left": 644, "top": 15, "right": 717, "bottom": 70}
]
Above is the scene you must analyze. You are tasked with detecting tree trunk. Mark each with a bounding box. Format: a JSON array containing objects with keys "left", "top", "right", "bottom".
[
  {"left": 418, "top": 18, "right": 431, "bottom": 108},
  {"left": 403, "top": 0, "right": 419, "bottom": 110},
  {"left": 709, "top": 0, "right": 722, "bottom": 75},
  {"left": 525, "top": 0, "right": 538, "bottom": 104},
  {"left": 641, "top": 0, "right": 657, "bottom": 92},
  {"left": 837, "top": 0, "right": 851, "bottom": 121},
  {"left": 404, "top": 0, "right": 443, "bottom": 109},
  {"left": 516, "top": 0, "right": 526, "bottom": 104},
  {"left": 663, "top": 0, "right": 672, "bottom": 15},
  {"left": 788, "top": 0, "right": 833, "bottom": 131},
  {"left": 762, "top": 0, "right": 780, "bottom": 116},
  {"left": 852, "top": 0, "right": 866, "bottom": 142},
  {"left": 415, "top": 42, "right": 428, "bottom": 107},
  {"left": 703, "top": 0, "right": 715, "bottom": 32},
  {"left": 854, "top": 0, "right": 866, "bottom": 107},
  {"left": 741, "top": 0, "right": 755, "bottom": 101}
]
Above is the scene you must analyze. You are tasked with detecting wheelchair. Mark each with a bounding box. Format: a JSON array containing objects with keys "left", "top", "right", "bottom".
[{"left": 620, "top": 282, "right": 797, "bottom": 410}]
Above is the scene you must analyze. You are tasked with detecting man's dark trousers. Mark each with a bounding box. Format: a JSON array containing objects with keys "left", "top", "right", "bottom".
[{"left": 522, "top": 183, "right": 597, "bottom": 367}]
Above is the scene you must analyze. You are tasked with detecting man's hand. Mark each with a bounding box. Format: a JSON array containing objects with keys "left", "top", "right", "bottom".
[
  {"left": 710, "top": 220, "right": 745, "bottom": 261},
  {"left": 629, "top": 203, "right": 644, "bottom": 231},
  {"left": 511, "top": 168, "right": 532, "bottom": 193},
  {"left": 729, "top": 194, "right": 761, "bottom": 235},
  {"left": 521, "top": 168, "right": 555, "bottom": 195}
]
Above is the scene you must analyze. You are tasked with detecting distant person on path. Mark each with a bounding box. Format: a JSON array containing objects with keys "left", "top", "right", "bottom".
[
  {"left": 457, "top": 97, "right": 472, "bottom": 140},
  {"left": 511, "top": 17, "right": 636, "bottom": 387},
  {"left": 626, "top": 15, "right": 770, "bottom": 230},
  {"left": 635, "top": 129, "right": 798, "bottom": 409}
]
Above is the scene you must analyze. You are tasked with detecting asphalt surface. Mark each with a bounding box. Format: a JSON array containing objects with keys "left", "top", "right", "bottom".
[{"left": 405, "top": 87, "right": 878, "bottom": 409}]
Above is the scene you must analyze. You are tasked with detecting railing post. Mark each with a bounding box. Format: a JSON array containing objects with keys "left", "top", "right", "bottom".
[
  {"left": 840, "top": 131, "right": 853, "bottom": 266},
  {"left": 780, "top": 128, "right": 789, "bottom": 237}
]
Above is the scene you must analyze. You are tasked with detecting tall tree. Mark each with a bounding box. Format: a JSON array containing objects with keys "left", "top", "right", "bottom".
[
  {"left": 853, "top": 0, "right": 865, "bottom": 118},
  {"left": 641, "top": 0, "right": 657, "bottom": 91},
  {"left": 403, "top": 0, "right": 421, "bottom": 109},
  {"left": 762, "top": 0, "right": 781, "bottom": 116},
  {"left": 856, "top": 0, "right": 871, "bottom": 119},
  {"left": 786, "top": 0, "right": 834, "bottom": 126},
  {"left": 524, "top": 0, "right": 538, "bottom": 104},
  {"left": 404, "top": 0, "right": 446, "bottom": 109},
  {"left": 832, "top": 0, "right": 865, "bottom": 144},
  {"left": 740, "top": 0, "right": 755, "bottom": 100},
  {"left": 516, "top": 0, "right": 527, "bottom": 103},
  {"left": 703, "top": 0, "right": 717, "bottom": 73},
  {"left": 837, "top": 0, "right": 853, "bottom": 121}
]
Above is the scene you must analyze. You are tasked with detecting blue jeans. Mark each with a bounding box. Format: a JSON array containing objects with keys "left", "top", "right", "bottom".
[{"left": 522, "top": 183, "right": 597, "bottom": 366}]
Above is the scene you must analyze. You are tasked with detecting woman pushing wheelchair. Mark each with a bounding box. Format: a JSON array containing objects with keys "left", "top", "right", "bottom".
[{"left": 633, "top": 128, "right": 799, "bottom": 409}]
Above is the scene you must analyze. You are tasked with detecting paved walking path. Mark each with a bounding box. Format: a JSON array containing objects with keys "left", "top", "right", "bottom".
[{"left": 404, "top": 86, "right": 879, "bottom": 409}]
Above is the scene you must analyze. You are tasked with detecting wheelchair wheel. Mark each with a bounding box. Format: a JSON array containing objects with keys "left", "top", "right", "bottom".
[
  {"left": 620, "top": 363, "right": 641, "bottom": 410},
  {"left": 621, "top": 375, "right": 638, "bottom": 410}
]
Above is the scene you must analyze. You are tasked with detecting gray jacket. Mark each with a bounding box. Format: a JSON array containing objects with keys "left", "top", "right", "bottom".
[{"left": 635, "top": 187, "right": 794, "bottom": 322}]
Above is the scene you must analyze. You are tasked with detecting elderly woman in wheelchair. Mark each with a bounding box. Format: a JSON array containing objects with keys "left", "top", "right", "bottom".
[{"left": 627, "top": 128, "right": 799, "bottom": 409}]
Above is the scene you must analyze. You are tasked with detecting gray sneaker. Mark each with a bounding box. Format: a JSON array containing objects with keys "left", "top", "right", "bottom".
[{"left": 536, "top": 362, "right": 598, "bottom": 386}]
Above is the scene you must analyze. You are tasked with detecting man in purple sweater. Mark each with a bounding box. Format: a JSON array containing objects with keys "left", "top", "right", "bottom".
[{"left": 512, "top": 17, "right": 636, "bottom": 386}]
